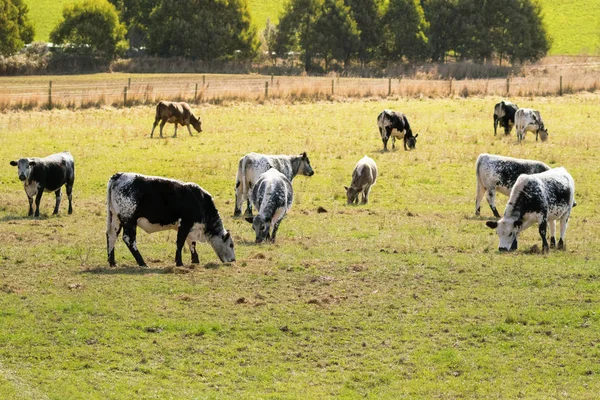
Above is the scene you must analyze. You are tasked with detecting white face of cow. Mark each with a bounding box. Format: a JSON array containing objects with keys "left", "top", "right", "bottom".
[
  {"left": 486, "top": 218, "right": 522, "bottom": 251},
  {"left": 209, "top": 231, "right": 236, "bottom": 262},
  {"left": 10, "top": 158, "right": 35, "bottom": 181}
]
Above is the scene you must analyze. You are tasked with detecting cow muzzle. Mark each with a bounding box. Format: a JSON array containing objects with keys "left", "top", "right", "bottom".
[{"left": 19, "top": 174, "right": 26, "bottom": 181}]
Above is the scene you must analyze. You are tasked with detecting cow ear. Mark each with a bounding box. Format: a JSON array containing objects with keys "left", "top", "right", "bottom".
[
  {"left": 10, "top": 160, "right": 17, "bottom": 166},
  {"left": 222, "top": 231, "right": 231, "bottom": 241},
  {"left": 513, "top": 220, "right": 523, "bottom": 228},
  {"left": 245, "top": 217, "right": 254, "bottom": 224},
  {"left": 29, "top": 161, "right": 36, "bottom": 166},
  {"left": 414, "top": 134, "right": 419, "bottom": 138},
  {"left": 301, "top": 152, "right": 307, "bottom": 159},
  {"left": 486, "top": 221, "right": 498, "bottom": 229},
  {"left": 343, "top": 185, "right": 349, "bottom": 192}
]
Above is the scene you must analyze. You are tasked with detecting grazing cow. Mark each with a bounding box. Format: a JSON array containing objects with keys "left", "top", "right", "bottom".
[
  {"left": 150, "top": 101, "right": 202, "bottom": 138},
  {"left": 10, "top": 151, "right": 74, "bottom": 217},
  {"left": 234, "top": 152, "right": 314, "bottom": 217},
  {"left": 475, "top": 153, "right": 550, "bottom": 218},
  {"left": 493, "top": 100, "right": 519, "bottom": 135},
  {"left": 106, "top": 172, "right": 235, "bottom": 267},
  {"left": 485, "top": 167, "right": 575, "bottom": 253},
  {"left": 344, "top": 156, "right": 378, "bottom": 205},
  {"left": 244, "top": 168, "right": 293, "bottom": 243},
  {"left": 515, "top": 108, "right": 548, "bottom": 142},
  {"left": 377, "top": 110, "right": 418, "bottom": 151}
]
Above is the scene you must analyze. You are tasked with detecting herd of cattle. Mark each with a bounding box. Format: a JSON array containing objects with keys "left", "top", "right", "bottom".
[{"left": 8, "top": 99, "right": 576, "bottom": 266}]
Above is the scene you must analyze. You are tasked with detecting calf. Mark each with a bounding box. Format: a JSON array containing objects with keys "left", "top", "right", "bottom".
[
  {"left": 475, "top": 153, "right": 550, "bottom": 218},
  {"left": 515, "top": 108, "right": 548, "bottom": 142},
  {"left": 377, "top": 110, "right": 418, "bottom": 151},
  {"left": 344, "top": 156, "right": 378, "bottom": 204},
  {"left": 106, "top": 172, "right": 235, "bottom": 267},
  {"left": 245, "top": 168, "right": 293, "bottom": 243},
  {"left": 234, "top": 152, "right": 314, "bottom": 217},
  {"left": 10, "top": 151, "right": 74, "bottom": 217},
  {"left": 485, "top": 167, "right": 575, "bottom": 253},
  {"left": 493, "top": 100, "right": 519, "bottom": 135},
  {"left": 150, "top": 101, "right": 202, "bottom": 138}
]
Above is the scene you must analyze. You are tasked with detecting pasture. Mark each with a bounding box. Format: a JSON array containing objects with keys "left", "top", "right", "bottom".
[{"left": 1, "top": 94, "right": 600, "bottom": 398}]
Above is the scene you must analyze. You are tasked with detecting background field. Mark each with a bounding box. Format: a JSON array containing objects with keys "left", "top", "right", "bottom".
[
  {"left": 23, "top": 0, "right": 600, "bottom": 56},
  {"left": 1, "top": 94, "right": 600, "bottom": 398}
]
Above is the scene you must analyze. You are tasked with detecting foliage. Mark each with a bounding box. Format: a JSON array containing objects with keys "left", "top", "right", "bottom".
[
  {"left": 261, "top": 18, "right": 278, "bottom": 64},
  {"left": 1, "top": 94, "right": 600, "bottom": 397},
  {"left": 107, "top": 0, "right": 155, "bottom": 49},
  {"left": 344, "top": 0, "right": 382, "bottom": 65},
  {"left": 382, "top": 0, "right": 429, "bottom": 63},
  {"left": 274, "top": 0, "right": 320, "bottom": 70},
  {"left": 49, "top": 0, "right": 127, "bottom": 59},
  {"left": 146, "top": 0, "right": 258, "bottom": 61},
  {"left": 0, "top": 0, "right": 34, "bottom": 56}
]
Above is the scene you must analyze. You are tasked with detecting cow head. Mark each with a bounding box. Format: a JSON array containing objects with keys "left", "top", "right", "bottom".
[
  {"left": 486, "top": 218, "right": 522, "bottom": 251},
  {"left": 539, "top": 127, "right": 548, "bottom": 142},
  {"left": 10, "top": 158, "right": 35, "bottom": 181},
  {"left": 344, "top": 186, "right": 360, "bottom": 205},
  {"left": 191, "top": 115, "right": 202, "bottom": 133},
  {"left": 406, "top": 134, "right": 418, "bottom": 150},
  {"left": 298, "top": 152, "right": 315, "bottom": 176},
  {"left": 245, "top": 215, "right": 270, "bottom": 243},
  {"left": 209, "top": 230, "right": 236, "bottom": 262}
]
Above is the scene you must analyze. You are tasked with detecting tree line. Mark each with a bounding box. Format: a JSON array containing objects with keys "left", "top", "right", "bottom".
[{"left": 0, "top": 0, "right": 550, "bottom": 72}]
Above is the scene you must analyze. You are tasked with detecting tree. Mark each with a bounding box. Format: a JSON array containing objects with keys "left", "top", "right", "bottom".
[
  {"left": 50, "top": 0, "right": 128, "bottom": 59},
  {"left": 108, "top": 0, "right": 155, "bottom": 49},
  {"left": 382, "top": 0, "right": 429, "bottom": 63},
  {"left": 504, "top": 0, "right": 550, "bottom": 64},
  {"left": 0, "top": 0, "right": 34, "bottom": 56},
  {"left": 147, "top": 0, "right": 258, "bottom": 61},
  {"left": 344, "top": 0, "right": 382, "bottom": 65},
  {"left": 261, "top": 18, "right": 278, "bottom": 64},
  {"left": 311, "top": 0, "right": 360, "bottom": 68},
  {"left": 275, "top": 0, "right": 320, "bottom": 71}
]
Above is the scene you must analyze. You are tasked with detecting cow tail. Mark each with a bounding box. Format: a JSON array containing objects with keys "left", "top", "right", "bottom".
[
  {"left": 106, "top": 174, "right": 120, "bottom": 233},
  {"left": 241, "top": 156, "right": 248, "bottom": 196}
]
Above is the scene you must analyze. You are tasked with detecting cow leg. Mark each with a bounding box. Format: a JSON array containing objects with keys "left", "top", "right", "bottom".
[
  {"left": 122, "top": 223, "right": 146, "bottom": 267},
  {"left": 539, "top": 217, "right": 549, "bottom": 253},
  {"left": 494, "top": 117, "right": 498, "bottom": 136},
  {"left": 175, "top": 223, "right": 192, "bottom": 266},
  {"left": 159, "top": 120, "right": 166, "bottom": 138},
  {"left": 66, "top": 182, "right": 73, "bottom": 214},
  {"left": 106, "top": 213, "right": 122, "bottom": 267},
  {"left": 382, "top": 137, "right": 389, "bottom": 152},
  {"left": 270, "top": 221, "right": 281, "bottom": 242},
  {"left": 392, "top": 136, "right": 396, "bottom": 150},
  {"left": 234, "top": 180, "right": 243, "bottom": 217},
  {"left": 53, "top": 188, "right": 62, "bottom": 215},
  {"left": 475, "top": 180, "right": 486, "bottom": 216},
  {"left": 186, "top": 238, "right": 199, "bottom": 264},
  {"left": 485, "top": 188, "right": 501, "bottom": 218},
  {"left": 173, "top": 124, "right": 178, "bottom": 138},
  {"left": 27, "top": 195, "right": 34, "bottom": 216},
  {"left": 558, "top": 214, "right": 569, "bottom": 250},
  {"left": 150, "top": 119, "right": 159, "bottom": 138},
  {"left": 187, "top": 124, "right": 194, "bottom": 137},
  {"left": 362, "top": 185, "right": 371, "bottom": 204},
  {"left": 245, "top": 199, "right": 253, "bottom": 216},
  {"left": 549, "top": 219, "right": 557, "bottom": 248},
  {"left": 33, "top": 189, "right": 44, "bottom": 217}
]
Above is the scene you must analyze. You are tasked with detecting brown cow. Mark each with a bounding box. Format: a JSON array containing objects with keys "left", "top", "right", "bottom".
[{"left": 150, "top": 101, "right": 202, "bottom": 138}]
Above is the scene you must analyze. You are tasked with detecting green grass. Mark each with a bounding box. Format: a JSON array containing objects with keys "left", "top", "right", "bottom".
[
  {"left": 1, "top": 94, "right": 600, "bottom": 398},
  {"left": 24, "top": 0, "right": 600, "bottom": 55}
]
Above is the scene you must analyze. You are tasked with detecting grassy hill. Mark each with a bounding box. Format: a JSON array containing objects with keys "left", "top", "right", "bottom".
[{"left": 23, "top": 0, "right": 600, "bottom": 56}]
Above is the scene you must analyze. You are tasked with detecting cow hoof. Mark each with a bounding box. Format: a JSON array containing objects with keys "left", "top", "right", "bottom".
[
  {"left": 557, "top": 240, "right": 565, "bottom": 250},
  {"left": 233, "top": 210, "right": 242, "bottom": 217},
  {"left": 542, "top": 245, "right": 549, "bottom": 254}
]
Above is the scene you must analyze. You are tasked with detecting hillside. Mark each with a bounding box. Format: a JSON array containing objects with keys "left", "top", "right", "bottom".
[{"left": 23, "top": 0, "right": 600, "bottom": 56}]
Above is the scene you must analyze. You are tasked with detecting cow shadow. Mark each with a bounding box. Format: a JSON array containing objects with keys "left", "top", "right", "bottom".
[
  {"left": 81, "top": 266, "right": 168, "bottom": 275},
  {"left": 0, "top": 214, "right": 32, "bottom": 222}
]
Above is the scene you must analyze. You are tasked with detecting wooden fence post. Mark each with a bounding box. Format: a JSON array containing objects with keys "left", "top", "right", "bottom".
[
  {"left": 388, "top": 78, "right": 392, "bottom": 96},
  {"left": 203, "top": 75, "right": 206, "bottom": 86},
  {"left": 559, "top": 76, "right": 563, "bottom": 96},
  {"left": 124, "top": 86, "right": 128, "bottom": 106},
  {"left": 506, "top": 77, "right": 510, "bottom": 95},
  {"left": 271, "top": 74, "right": 274, "bottom": 85},
  {"left": 331, "top": 79, "right": 334, "bottom": 95},
  {"left": 449, "top": 78, "right": 453, "bottom": 95},
  {"left": 194, "top": 83, "right": 198, "bottom": 102},
  {"left": 265, "top": 81, "right": 269, "bottom": 98},
  {"left": 128, "top": 77, "right": 131, "bottom": 90},
  {"left": 48, "top": 81, "right": 52, "bottom": 109}
]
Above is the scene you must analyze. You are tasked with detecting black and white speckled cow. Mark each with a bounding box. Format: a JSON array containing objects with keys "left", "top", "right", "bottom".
[
  {"left": 106, "top": 172, "right": 235, "bottom": 267},
  {"left": 234, "top": 152, "right": 313, "bottom": 217},
  {"left": 485, "top": 167, "right": 575, "bottom": 253},
  {"left": 377, "top": 109, "right": 418, "bottom": 151},
  {"left": 344, "top": 156, "right": 378, "bottom": 205},
  {"left": 476, "top": 153, "right": 550, "bottom": 218},
  {"left": 10, "top": 151, "right": 75, "bottom": 217},
  {"left": 493, "top": 100, "right": 519, "bottom": 136},
  {"left": 515, "top": 108, "right": 548, "bottom": 142},
  {"left": 245, "top": 168, "right": 293, "bottom": 243}
]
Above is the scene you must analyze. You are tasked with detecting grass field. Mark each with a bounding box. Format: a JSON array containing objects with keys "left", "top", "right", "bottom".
[
  {"left": 1, "top": 94, "right": 600, "bottom": 398},
  {"left": 23, "top": 0, "right": 600, "bottom": 55}
]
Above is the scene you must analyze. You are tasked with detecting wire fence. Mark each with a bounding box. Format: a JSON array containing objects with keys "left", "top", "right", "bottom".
[{"left": 0, "top": 73, "right": 598, "bottom": 109}]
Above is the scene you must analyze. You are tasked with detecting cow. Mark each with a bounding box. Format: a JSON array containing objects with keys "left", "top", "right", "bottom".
[
  {"left": 244, "top": 168, "right": 293, "bottom": 243},
  {"left": 377, "top": 110, "right": 418, "bottom": 151},
  {"left": 150, "top": 101, "right": 202, "bottom": 138},
  {"left": 10, "top": 151, "right": 75, "bottom": 217},
  {"left": 106, "top": 172, "right": 235, "bottom": 267},
  {"left": 344, "top": 156, "right": 378, "bottom": 205},
  {"left": 493, "top": 100, "right": 519, "bottom": 136},
  {"left": 515, "top": 108, "right": 548, "bottom": 142},
  {"left": 234, "top": 152, "right": 314, "bottom": 217},
  {"left": 485, "top": 167, "right": 575, "bottom": 253},
  {"left": 475, "top": 153, "right": 550, "bottom": 218}
]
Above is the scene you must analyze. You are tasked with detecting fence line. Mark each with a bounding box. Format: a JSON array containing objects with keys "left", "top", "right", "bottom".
[{"left": 0, "top": 74, "right": 598, "bottom": 109}]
